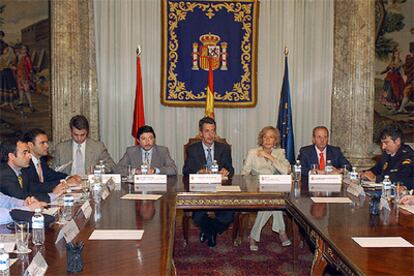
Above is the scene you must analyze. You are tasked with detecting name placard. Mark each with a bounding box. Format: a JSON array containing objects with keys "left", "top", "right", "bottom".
[
  {"left": 259, "top": 184, "right": 291, "bottom": 192},
  {"left": 101, "top": 187, "right": 110, "bottom": 200},
  {"left": 189, "top": 184, "right": 217, "bottom": 192},
  {"left": 80, "top": 200, "right": 92, "bottom": 219},
  {"left": 346, "top": 184, "right": 365, "bottom": 197},
  {"left": 259, "top": 175, "right": 292, "bottom": 185},
  {"left": 55, "top": 219, "right": 80, "bottom": 244},
  {"left": 309, "top": 184, "right": 342, "bottom": 192},
  {"left": 134, "top": 184, "right": 167, "bottom": 192},
  {"left": 25, "top": 251, "right": 48, "bottom": 276},
  {"left": 102, "top": 174, "right": 121, "bottom": 184},
  {"left": 309, "top": 174, "right": 342, "bottom": 184},
  {"left": 189, "top": 174, "right": 221, "bottom": 184},
  {"left": 134, "top": 175, "right": 167, "bottom": 184}
]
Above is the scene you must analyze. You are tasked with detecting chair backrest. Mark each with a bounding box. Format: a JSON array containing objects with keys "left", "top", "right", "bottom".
[{"left": 183, "top": 135, "right": 231, "bottom": 161}]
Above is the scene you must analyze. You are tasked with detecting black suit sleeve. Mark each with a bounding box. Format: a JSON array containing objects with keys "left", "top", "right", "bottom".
[
  {"left": 183, "top": 144, "right": 203, "bottom": 176},
  {"left": 217, "top": 144, "right": 234, "bottom": 177}
]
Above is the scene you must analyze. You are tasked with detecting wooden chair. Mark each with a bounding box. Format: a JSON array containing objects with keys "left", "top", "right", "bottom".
[{"left": 182, "top": 136, "right": 247, "bottom": 246}]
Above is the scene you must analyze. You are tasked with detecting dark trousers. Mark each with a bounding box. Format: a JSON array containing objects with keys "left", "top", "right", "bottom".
[{"left": 192, "top": 210, "right": 234, "bottom": 234}]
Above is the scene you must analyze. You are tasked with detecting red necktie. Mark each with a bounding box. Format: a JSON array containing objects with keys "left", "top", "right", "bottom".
[{"left": 319, "top": 152, "right": 325, "bottom": 170}]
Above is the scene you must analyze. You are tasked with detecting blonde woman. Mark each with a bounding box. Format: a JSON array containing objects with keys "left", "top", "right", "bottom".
[{"left": 241, "top": 126, "right": 291, "bottom": 251}]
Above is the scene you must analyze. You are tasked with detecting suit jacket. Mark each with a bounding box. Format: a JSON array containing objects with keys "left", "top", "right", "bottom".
[
  {"left": 369, "top": 144, "right": 414, "bottom": 189},
  {"left": 297, "top": 144, "right": 352, "bottom": 176},
  {"left": 113, "top": 145, "right": 177, "bottom": 176},
  {"left": 183, "top": 141, "right": 234, "bottom": 177},
  {"left": 52, "top": 138, "right": 115, "bottom": 175},
  {"left": 0, "top": 163, "right": 50, "bottom": 202},
  {"left": 241, "top": 147, "right": 290, "bottom": 175},
  {"left": 22, "top": 157, "right": 67, "bottom": 193}
]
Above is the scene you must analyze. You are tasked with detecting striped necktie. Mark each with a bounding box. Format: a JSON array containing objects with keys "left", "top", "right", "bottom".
[{"left": 18, "top": 174, "right": 23, "bottom": 189}]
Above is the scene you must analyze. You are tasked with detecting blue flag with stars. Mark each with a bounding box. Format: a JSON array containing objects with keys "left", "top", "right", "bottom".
[{"left": 277, "top": 55, "right": 295, "bottom": 164}]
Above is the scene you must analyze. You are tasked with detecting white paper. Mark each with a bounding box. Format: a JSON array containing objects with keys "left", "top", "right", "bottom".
[
  {"left": 189, "top": 174, "right": 222, "bottom": 184},
  {"left": 399, "top": 205, "right": 414, "bottom": 214},
  {"left": 259, "top": 175, "right": 291, "bottom": 185},
  {"left": 346, "top": 184, "right": 365, "bottom": 197},
  {"left": 352, "top": 237, "right": 414, "bottom": 248},
  {"left": 0, "top": 234, "right": 15, "bottom": 253},
  {"left": 89, "top": 229, "right": 144, "bottom": 240},
  {"left": 101, "top": 188, "right": 110, "bottom": 200},
  {"left": 216, "top": 185, "right": 241, "bottom": 192},
  {"left": 134, "top": 174, "right": 167, "bottom": 184},
  {"left": 311, "top": 197, "right": 352, "bottom": 203},
  {"left": 309, "top": 184, "right": 342, "bottom": 192},
  {"left": 121, "top": 194, "right": 162, "bottom": 201},
  {"left": 55, "top": 219, "right": 79, "bottom": 244},
  {"left": 189, "top": 184, "right": 217, "bottom": 192},
  {"left": 9, "top": 258, "right": 17, "bottom": 267},
  {"left": 25, "top": 251, "right": 48, "bottom": 276},
  {"left": 43, "top": 207, "right": 59, "bottom": 216},
  {"left": 259, "top": 184, "right": 291, "bottom": 192}
]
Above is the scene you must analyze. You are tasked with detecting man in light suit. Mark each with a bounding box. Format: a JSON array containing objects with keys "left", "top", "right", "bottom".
[
  {"left": 183, "top": 117, "right": 234, "bottom": 247},
  {"left": 52, "top": 115, "right": 115, "bottom": 175},
  {"left": 22, "top": 128, "right": 81, "bottom": 194},
  {"left": 114, "top": 125, "right": 177, "bottom": 176},
  {"left": 298, "top": 126, "right": 352, "bottom": 176}
]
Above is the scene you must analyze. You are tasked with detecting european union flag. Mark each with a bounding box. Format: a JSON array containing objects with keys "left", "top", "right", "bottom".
[{"left": 277, "top": 55, "right": 295, "bottom": 164}]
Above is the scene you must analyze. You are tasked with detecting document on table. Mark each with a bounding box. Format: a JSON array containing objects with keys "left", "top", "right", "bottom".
[
  {"left": 216, "top": 185, "right": 241, "bottom": 192},
  {"left": 399, "top": 205, "right": 414, "bottom": 214},
  {"left": 0, "top": 234, "right": 15, "bottom": 253},
  {"left": 121, "top": 194, "right": 162, "bottom": 201},
  {"left": 43, "top": 207, "right": 59, "bottom": 216},
  {"left": 311, "top": 197, "right": 352, "bottom": 203},
  {"left": 89, "top": 230, "right": 144, "bottom": 240},
  {"left": 352, "top": 237, "right": 414, "bottom": 248}
]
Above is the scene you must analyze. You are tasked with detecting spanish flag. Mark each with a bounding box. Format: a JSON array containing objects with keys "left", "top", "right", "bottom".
[
  {"left": 205, "top": 58, "right": 215, "bottom": 118},
  {"left": 131, "top": 51, "right": 145, "bottom": 144}
]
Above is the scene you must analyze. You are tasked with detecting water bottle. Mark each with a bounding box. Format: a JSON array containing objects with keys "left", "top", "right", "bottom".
[
  {"left": 98, "top": 160, "right": 106, "bottom": 174},
  {"left": 211, "top": 160, "right": 219, "bottom": 174},
  {"left": 32, "top": 208, "right": 45, "bottom": 245},
  {"left": 93, "top": 165, "right": 103, "bottom": 184},
  {"left": 382, "top": 175, "right": 392, "bottom": 200},
  {"left": 293, "top": 160, "right": 301, "bottom": 181},
  {"left": 325, "top": 160, "right": 333, "bottom": 174},
  {"left": 349, "top": 167, "right": 358, "bottom": 182},
  {"left": 0, "top": 244, "right": 9, "bottom": 276},
  {"left": 93, "top": 183, "right": 102, "bottom": 203},
  {"left": 63, "top": 194, "right": 75, "bottom": 221}
]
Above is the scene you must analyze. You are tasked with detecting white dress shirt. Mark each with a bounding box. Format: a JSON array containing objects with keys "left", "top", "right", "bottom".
[{"left": 0, "top": 192, "right": 29, "bottom": 225}]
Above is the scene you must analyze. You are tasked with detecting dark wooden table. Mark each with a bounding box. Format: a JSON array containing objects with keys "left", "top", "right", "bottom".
[{"left": 3, "top": 176, "right": 414, "bottom": 275}]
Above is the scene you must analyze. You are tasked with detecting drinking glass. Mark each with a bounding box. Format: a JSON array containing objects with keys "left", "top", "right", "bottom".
[
  {"left": 56, "top": 198, "right": 67, "bottom": 225},
  {"left": 310, "top": 164, "right": 318, "bottom": 175},
  {"left": 14, "top": 221, "right": 31, "bottom": 254}
]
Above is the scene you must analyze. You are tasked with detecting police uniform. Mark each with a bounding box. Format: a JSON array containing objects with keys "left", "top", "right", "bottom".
[{"left": 369, "top": 144, "right": 414, "bottom": 189}]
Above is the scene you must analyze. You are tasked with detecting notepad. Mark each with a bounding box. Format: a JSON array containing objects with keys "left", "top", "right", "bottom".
[
  {"left": 216, "top": 185, "right": 241, "bottom": 192},
  {"left": 352, "top": 237, "right": 414, "bottom": 248},
  {"left": 121, "top": 194, "right": 162, "bottom": 201},
  {"left": 89, "top": 230, "right": 144, "bottom": 240},
  {"left": 311, "top": 197, "right": 352, "bottom": 203},
  {"left": 399, "top": 205, "right": 414, "bottom": 214}
]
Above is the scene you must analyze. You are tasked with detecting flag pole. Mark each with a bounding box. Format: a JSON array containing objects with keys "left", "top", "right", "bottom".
[
  {"left": 284, "top": 46, "right": 289, "bottom": 56},
  {"left": 132, "top": 44, "right": 145, "bottom": 145}
]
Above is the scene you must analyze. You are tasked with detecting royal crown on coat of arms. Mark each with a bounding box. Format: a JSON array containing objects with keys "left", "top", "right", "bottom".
[{"left": 192, "top": 33, "right": 228, "bottom": 71}]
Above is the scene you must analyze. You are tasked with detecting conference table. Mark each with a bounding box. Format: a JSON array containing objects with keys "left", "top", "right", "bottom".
[{"left": 3, "top": 175, "right": 414, "bottom": 275}]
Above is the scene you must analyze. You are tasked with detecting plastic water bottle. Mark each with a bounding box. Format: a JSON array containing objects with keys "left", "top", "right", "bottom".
[
  {"left": 32, "top": 208, "right": 45, "bottom": 245},
  {"left": 93, "top": 183, "right": 102, "bottom": 203},
  {"left": 382, "top": 175, "right": 392, "bottom": 200},
  {"left": 293, "top": 160, "right": 301, "bottom": 181},
  {"left": 325, "top": 160, "right": 333, "bottom": 174},
  {"left": 349, "top": 167, "right": 358, "bottom": 181},
  {"left": 98, "top": 160, "right": 106, "bottom": 174},
  {"left": 211, "top": 160, "right": 219, "bottom": 174},
  {"left": 0, "top": 243, "right": 9, "bottom": 276},
  {"left": 63, "top": 194, "right": 75, "bottom": 221}
]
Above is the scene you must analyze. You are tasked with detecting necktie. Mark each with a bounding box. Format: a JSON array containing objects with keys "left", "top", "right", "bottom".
[
  {"left": 206, "top": 148, "right": 213, "bottom": 169},
  {"left": 75, "top": 144, "right": 85, "bottom": 175},
  {"left": 144, "top": 151, "right": 149, "bottom": 165},
  {"left": 37, "top": 162, "right": 44, "bottom": 183},
  {"left": 319, "top": 152, "right": 325, "bottom": 170},
  {"left": 17, "top": 174, "right": 23, "bottom": 189}
]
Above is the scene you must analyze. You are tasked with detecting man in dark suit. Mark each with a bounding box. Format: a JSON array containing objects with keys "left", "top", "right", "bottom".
[
  {"left": 183, "top": 117, "right": 234, "bottom": 247},
  {"left": 0, "top": 137, "right": 54, "bottom": 203},
  {"left": 298, "top": 126, "right": 352, "bottom": 176},
  {"left": 22, "top": 128, "right": 81, "bottom": 194},
  {"left": 114, "top": 125, "right": 177, "bottom": 176},
  {"left": 360, "top": 125, "right": 413, "bottom": 189}
]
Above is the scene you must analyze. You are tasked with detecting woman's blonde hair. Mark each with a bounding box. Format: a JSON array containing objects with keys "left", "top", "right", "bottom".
[{"left": 257, "top": 126, "right": 280, "bottom": 147}]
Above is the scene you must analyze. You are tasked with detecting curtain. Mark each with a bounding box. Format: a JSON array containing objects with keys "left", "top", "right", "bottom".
[{"left": 94, "top": 0, "right": 334, "bottom": 173}]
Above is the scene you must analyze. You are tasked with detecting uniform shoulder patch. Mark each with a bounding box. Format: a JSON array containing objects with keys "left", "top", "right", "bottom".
[{"left": 402, "top": 159, "right": 412, "bottom": 165}]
